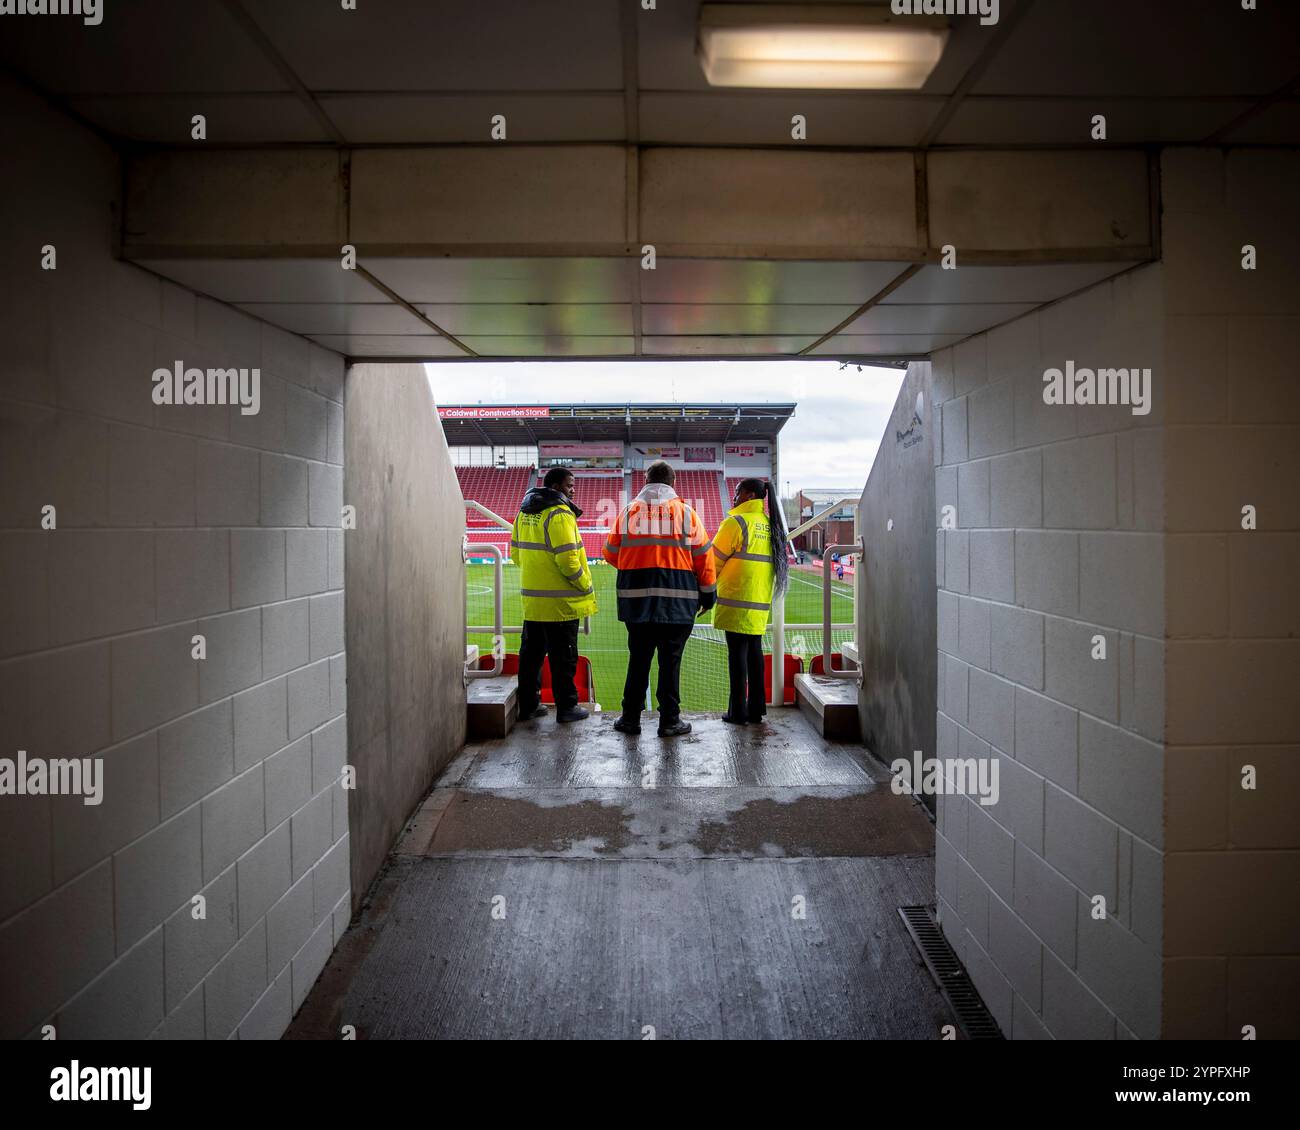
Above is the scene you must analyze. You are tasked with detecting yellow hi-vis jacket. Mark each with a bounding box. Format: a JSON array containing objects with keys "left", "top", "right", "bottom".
[
  {"left": 511, "top": 501, "right": 597, "bottom": 622},
  {"left": 711, "top": 498, "right": 775, "bottom": 634}
]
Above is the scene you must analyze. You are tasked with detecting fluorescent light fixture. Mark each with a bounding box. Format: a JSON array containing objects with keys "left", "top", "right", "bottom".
[{"left": 697, "top": 4, "right": 948, "bottom": 90}]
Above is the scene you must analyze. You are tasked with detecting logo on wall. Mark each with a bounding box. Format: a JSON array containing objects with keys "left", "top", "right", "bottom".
[{"left": 895, "top": 412, "right": 923, "bottom": 449}]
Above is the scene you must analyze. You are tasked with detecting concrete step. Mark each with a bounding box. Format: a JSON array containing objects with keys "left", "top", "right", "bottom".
[
  {"left": 466, "top": 675, "right": 518, "bottom": 740},
  {"left": 794, "top": 673, "right": 860, "bottom": 741}
]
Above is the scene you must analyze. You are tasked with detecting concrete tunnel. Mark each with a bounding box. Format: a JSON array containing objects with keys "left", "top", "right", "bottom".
[{"left": 0, "top": 0, "right": 1298, "bottom": 1083}]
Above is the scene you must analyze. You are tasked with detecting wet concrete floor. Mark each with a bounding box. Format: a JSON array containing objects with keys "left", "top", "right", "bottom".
[{"left": 289, "top": 709, "right": 953, "bottom": 1039}]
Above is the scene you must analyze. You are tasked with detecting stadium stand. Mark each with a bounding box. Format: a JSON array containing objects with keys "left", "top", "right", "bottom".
[
  {"left": 457, "top": 465, "right": 534, "bottom": 526},
  {"left": 580, "top": 531, "right": 609, "bottom": 559},
  {"left": 464, "top": 529, "right": 512, "bottom": 556}
]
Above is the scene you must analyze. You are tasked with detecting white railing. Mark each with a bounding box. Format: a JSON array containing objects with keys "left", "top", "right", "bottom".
[
  {"left": 770, "top": 497, "right": 862, "bottom": 706},
  {"left": 821, "top": 544, "right": 862, "bottom": 684},
  {"left": 463, "top": 493, "right": 857, "bottom": 699},
  {"left": 463, "top": 541, "right": 504, "bottom": 682}
]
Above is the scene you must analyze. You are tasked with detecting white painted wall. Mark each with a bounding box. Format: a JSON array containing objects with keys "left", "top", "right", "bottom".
[
  {"left": 0, "top": 74, "right": 349, "bottom": 1039},
  {"left": 934, "top": 147, "right": 1300, "bottom": 1039},
  {"left": 1158, "top": 149, "right": 1300, "bottom": 1039},
  {"left": 932, "top": 265, "right": 1167, "bottom": 1039}
]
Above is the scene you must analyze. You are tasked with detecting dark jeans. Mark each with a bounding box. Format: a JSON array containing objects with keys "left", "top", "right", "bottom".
[
  {"left": 518, "top": 619, "right": 580, "bottom": 712},
  {"left": 725, "top": 631, "right": 767, "bottom": 721},
  {"left": 621, "top": 622, "right": 694, "bottom": 723}
]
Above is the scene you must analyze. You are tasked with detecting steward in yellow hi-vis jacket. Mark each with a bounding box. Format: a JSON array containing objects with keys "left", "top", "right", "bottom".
[
  {"left": 510, "top": 467, "right": 596, "bottom": 724},
  {"left": 711, "top": 478, "right": 791, "bottom": 726}
]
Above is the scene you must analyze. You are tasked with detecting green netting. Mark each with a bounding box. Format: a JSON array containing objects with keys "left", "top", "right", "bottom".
[{"left": 466, "top": 558, "right": 855, "bottom": 713}]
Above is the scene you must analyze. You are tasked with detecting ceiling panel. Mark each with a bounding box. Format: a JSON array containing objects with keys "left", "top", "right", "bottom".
[
  {"left": 308, "top": 334, "right": 464, "bottom": 357},
  {"left": 67, "top": 95, "right": 330, "bottom": 145},
  {"left": 882, "top": 263, "right": 1131, "bottom": 306},
  {"left": 235, "top": 304, "right": 430, "bottom": 336},
  {"left": 135, "top": 259, "right": 383, "bottom": 304},
  {"left": 937, "top": 97, "right": 1250, "bottom": 147},
  {"left": 0, "top": 0, "right": 284, "bottom": 94},
  {"left": 639, "top": 93, "right": 940, "bottom": 147},
  {"left": 642, "top": 336, "right": 816, "bottom": 356},
  {"left": 320, "top": 94, "right": 625, "bottom": 145},
  {"left": 641, "top": 304, "right": 854, "bottom": 335},
  {"left": 418, "top": 305, "right": 633, "bottom": 336},
  {"left": 844, "top": 303, "right": 1037, "bottom": 335},
  {"left": 245, "top": 0, "right": 623, "bottom": 92},
  {"left": 975, "top": 0, "right": 1300, "bottom": 98},
  {"left": 810, "top": 334, "right": 966, "bottom": 357},
  {"left": 364, "top": 258, "right": 637, "bottom": 303},
  {"left": 459, "top": 336, "right": 635, "bottom": 358},
  {"left": 643, "top": 260, "right": 908, "bottom": 305},
  {"left": 635, "top": 0, "right": 992, "bottom": 97}
]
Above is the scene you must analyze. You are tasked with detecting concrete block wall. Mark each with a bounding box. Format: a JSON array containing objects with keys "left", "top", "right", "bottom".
[
  {"left": 342, "top": 363, "right": 469, "bottom": 909},
  {"left": 0, "top": 75, "right": 349, "bottom": 1039},
  {"left": 1158, "top": 149, "right": 1300, "bottom": 1039},
  {"left": 857, "top": 362, "right": 937, "bottom": 788},
  {"left": 932, "top": 264, "right": 1167, "bottom": 1039}
]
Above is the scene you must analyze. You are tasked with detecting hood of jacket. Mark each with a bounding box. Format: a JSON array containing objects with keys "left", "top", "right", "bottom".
[
  {"left": 519, "top": 485, "right": 583, "bottom": 518},
  {"left": 635, "top": 482, "right": 678, "bottom": 504}
]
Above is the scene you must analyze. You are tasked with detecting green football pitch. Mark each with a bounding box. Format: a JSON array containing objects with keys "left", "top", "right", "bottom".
[{"left": 466, "top": 561, "right": 855, "bottom": 713}]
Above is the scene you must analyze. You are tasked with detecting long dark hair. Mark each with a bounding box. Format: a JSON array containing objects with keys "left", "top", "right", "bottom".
[{"left": 740, "top": 478, "right": 789, "bottom": 598}]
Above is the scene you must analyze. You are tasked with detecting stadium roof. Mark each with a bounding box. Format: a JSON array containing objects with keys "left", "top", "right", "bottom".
[
  {"left": 801, "top": 488, "right": 862, "bottom": 501},
  {"left": 439, "top": 403, "right": 795, "bottom": 446}
]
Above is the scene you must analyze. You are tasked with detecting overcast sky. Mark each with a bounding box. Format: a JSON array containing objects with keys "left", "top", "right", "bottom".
[{"left": 425, "top": 360, "right": 905, "bottom": 493}]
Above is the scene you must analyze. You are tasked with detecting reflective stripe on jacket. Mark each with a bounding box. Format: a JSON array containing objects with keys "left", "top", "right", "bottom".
[
  {"left": 712, "top": 499, "right": 775, "bottom": 634},
  {"left": 602, "top": 483, "right": 716, "bottom": 624},
  {"left": 512, "top": 502, "right": 597, "bottom": 622}
]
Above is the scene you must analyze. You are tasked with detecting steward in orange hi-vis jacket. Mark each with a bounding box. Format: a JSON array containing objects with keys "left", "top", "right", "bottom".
[{"left": 602, "top": 461, "right": 716, "bottom": 738}]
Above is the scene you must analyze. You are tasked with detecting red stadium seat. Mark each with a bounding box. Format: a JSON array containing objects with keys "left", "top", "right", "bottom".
[
  {"left": 762, "top": 653, "right": 803, "bottom": 705},
  {"left": 457, "top": 465, "right": 534, "bottom": 527},
  {"left": 809, "top": 653, "right": 846, "bottom": 675},
  {"left": 478, "top": 653, "right": 596, "bottom": 704}
]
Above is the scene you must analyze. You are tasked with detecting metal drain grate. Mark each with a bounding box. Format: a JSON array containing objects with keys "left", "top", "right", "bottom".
[{"left": 899, "top": 905, "right": 1004, "bottom": 1039}]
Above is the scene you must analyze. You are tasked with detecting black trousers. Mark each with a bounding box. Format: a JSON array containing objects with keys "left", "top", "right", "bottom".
[
  {"left": 621, "top": 622, "right": 694, "bottom": 722},
  {"left": 518, "top": 619, "right": 580, "bottom": 712},
  {"left": 725, "top": 631, "right": 768, "bottom": 721}
]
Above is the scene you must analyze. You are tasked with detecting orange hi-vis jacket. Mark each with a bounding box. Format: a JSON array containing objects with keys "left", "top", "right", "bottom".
[{"left": 603, "top": 482, "right": 717, "bottom": 624}]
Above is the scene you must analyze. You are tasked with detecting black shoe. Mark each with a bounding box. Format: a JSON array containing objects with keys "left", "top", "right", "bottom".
[
  {"left": 613, "top": 716, "right": 641, "bottom": 735},
  {"left": 556, "top": 706, "right": 589, "bottom": 723},
  {"left": 748, "top": 711, "right": 768, "bottom": 724},
  {"left": 658, "top": 720, "right": 692, "bottom": 737},
  {"left": 519, "top": 704, "right": 547, "bottom": 720},
  {"left": 720, "top": 713, "right": 748, "bottom": 725}
]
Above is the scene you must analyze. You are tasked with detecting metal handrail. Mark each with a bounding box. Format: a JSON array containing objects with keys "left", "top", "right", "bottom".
[
  {"left": 821, "top": 543, "right": 862, "bottom": 683},
  {"left": 465, "top": 500, "right": 512, "bottom": 529},
  {"left": 464, "top": 541, "right": 504, "bottom": 681},
  {"left": 769, "top": 499, "right": 860, "bottom": 706}
]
